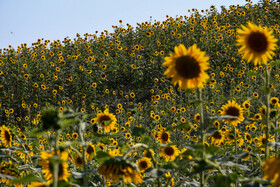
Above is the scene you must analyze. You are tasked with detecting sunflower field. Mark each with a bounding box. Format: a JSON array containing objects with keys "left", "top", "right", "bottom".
[{"left": 2, "top": 0, "right": 280, "bottom": 186}]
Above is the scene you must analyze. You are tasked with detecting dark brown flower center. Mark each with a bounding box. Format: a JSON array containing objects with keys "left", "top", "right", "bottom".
[
  {"left": 139, "top": 161, "right": 148, "bottom": 169},
  {"left": 161, "top": 132, "right": 169, "bottom": 142},
  {"left": 226, "top": 106, "right": 240, "bottom": 117},
  {"left": 175, "top": 56, "right": 201, "bottom": 79},
  {"left": 99, "top": 115, "right": 111, "bottom": 126},
  {"left": 212, "top": 131, "right": 222, "bottom": 139},
  {"left": 247, "top": 31, "right": 268, "bottom": 53},
  {"left": 164, "top": 147, "right": 175, "bottom": 156},
  {"left": 87, "top": 145, "right": 95, "bottom": 154},
  {"left": 76, "top": 156, "right": 83, "bottom": 164},
  {"left": 5, "top": 131, "right": 11, "bottom": 142}
]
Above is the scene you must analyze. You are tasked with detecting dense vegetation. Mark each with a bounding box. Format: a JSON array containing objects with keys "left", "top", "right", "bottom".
[{"left": 1, "top": 0, "right": 280, "bottom": 186}]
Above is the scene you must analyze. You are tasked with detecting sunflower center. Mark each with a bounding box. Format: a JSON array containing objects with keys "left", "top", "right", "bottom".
[
  {"left": 175, "top": 56, "right": 201, "bottom": 79},
  {"left": 139, "top": 161, "right": 148, "bottom": 169},
  {"left": 247, "top": 32, "right": 268, "bottom": 53},
  {"left": 99, "top": 115, "right": 111, "bottom": 126},
  {"left": 212, "top": 131, "right": 222, "bottom": 139},
  {"left": 87, "top": 145, "right": 95, "bottom": 154},
  {"left": 5, "top": 131, "right": 11, "bottom": 142},
  {"left": 226, "top": 107, "right": 240, "bottom": 117},
  {"left": 164, "top": 147, "right": 175, "bottom": 156},
  {"left": 49, "top": 162, "right": 64, "bottom": 178},
  {"left": 161, "top": 132, "right": 169, "bottom": 142},
  {"left": 76, "top": 156, "right": 83, "bottom": 164}
]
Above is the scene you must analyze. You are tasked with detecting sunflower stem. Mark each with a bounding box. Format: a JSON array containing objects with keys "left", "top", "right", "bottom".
[
  {"left": 265, "top": 63, "right": 271, "bottom": 159},
  {"left": 198, "top": 88, "right": 205, "bottom": 187},
  {"left": 78, "top": 120, "right": 88, "bottom": 187}
]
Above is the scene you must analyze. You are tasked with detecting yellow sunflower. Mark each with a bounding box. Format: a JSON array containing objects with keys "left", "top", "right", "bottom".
[
  {"left": 162, "top": 44, "right": 210, "bottom": 90},
  {"left": 98, "top": 158, "right": 142, "bottom": 185},
  {"left": 210, "top": 130, "right": 224, "bottom": 146},
  {"left": 263, "top": 156, "right": 280, "bottom": 186},
  {"left": 236, "top": 22, "right": 278, "bottom": 65},
  {"left": 156, "top": 131, "right": 171, "bottom": 144},
  {"left": 86, "top": 142, "right": 96, "bottom": 160},
  {"left": 39, "top": 151, "right": 70, "bottom": 184},
  {"left": 74, "top": 153, "right": 83, "bottom": 169},
  {"left": 159, "top": 145, "right": 180, "bottom": 162},
  {"left": 0, "top": 125, "right": 12, "bottom": 147},
  {"left": 136, "top": 157, "right": 152, "bottom": 172},
  {"left": 94, "top": 109, "right": 117, "bottom": 133},
  {"left": 221, "top": 100, "right": 244, "bottom": 126}
]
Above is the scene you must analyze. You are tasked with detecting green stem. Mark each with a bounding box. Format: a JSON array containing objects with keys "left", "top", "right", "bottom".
[
  {"left": 78, "top": 121, "right": 88, "bottom": 187},
  {"left": 198, "top": 88, "right": 205, "bottom": 187},
  {"left": 265, "top": 63, "right": 271, "bottom": 159}
]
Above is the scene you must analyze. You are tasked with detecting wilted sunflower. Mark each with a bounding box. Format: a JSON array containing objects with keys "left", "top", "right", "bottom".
[
  {"left": 0, "top": 125, "right": 12, "bottom": 147},
  {"left": 98, "top": 158, "right": 142, "bottom": 185},
  {"left": 221, "top": 100, "right": 244, "bottom": 126},
  {"left": 162, "top": 44, "right": 210, "bottom": 90},
  {"left": 236, "top": 22, "right": 278, "bottom": 65},
  {"left": 94, "top": 109, "right": 117, "bottom": 133},
  {"left": 156, "top": 131, "right": 171, "bottom": 144},
  {"left": 39, "top": 151, "right": 70, "bottom": 183},
  {"left": 159, "top": 145, "right": 180, "bottom": 162},
  {"left": 263, "top": 156, "right": 280, "bottom": 186},
  {"left": 136, "top": 157, "right": 152, "bottom": 172}
]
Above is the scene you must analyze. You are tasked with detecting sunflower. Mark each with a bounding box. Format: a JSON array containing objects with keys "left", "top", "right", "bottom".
[
  {"left": 162, "top": 44, "right": 210, "bottom": 90},
  {"left": 39, "top": 151, "right": 70, "bottom": 183},
  {"left": 94, "top": 109, "right": 117, "bottom": 133},
  {"left": 1, "top": 125, "right": 12, "bottom": 147},
  {"left": 210, "top": 130, "right": 224, "bottom": 146},
  {"left": 86, "top": 143, "right": 96, "bottom": 160},
  {"left": 74, "top": 153, "right": 83, "bottom": 169},
  {"left": 263, "top": 156, "right": 280, "bottom": 186},
  {"left": 156, "top": 131, "right": 171, "bottom": 144},
  {"left": 136, "top": 157, "right": 152, "bottom": 172},
  {"left": 159, "top": 145, "right": 180, "bottom": 162},
  {"left": 98, "top": 158, "right": 142, "bottom": 185},
  {"left": 220, "top": 100, "right": 244, "bottom": 126},
  {"left": 270, "top": 97, "right": 279, "bottom": 106},
  {"left": 143, "top": 149, "right": 155, "bottom": 159},
  {"left": 236, "top": 22, "right": 278, "bottom": 65}
]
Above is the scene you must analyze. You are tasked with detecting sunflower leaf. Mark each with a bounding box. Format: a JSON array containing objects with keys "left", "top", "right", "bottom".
[
  {"left": 270, "top": 59, "right": 280, "bottom": 66},
  {"left": 166, "top": 123, "right": 191, "bottom": 131},
  {"left": 95, "top": 151, "right": 111, "bottom": 164},
  {"left": 132, "top": 127, "right": 148, "bottom": 137},
  {"left": 145, "top": 168, "right": 169, "bottom": 177},
  {"left": 11, "top": 174, "right": 44, "bottom": 184}
]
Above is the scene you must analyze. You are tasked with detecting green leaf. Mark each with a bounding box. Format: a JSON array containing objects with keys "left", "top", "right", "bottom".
[
  {"left": 145, "top": 168, "right": 168, "bottom": 177},
  {"left": 246, "top": 71, "right": 260, "bottom": 77},
  {"left": 95, "top": 151, "right": 111, "bottom": 164},
  {"left": 166, "top": 123, "right": 191, "bottom": 131},
  {"left": 99, "top": 138, "right": 112, "bottom": 145},
  {"left": 11, "top": 174, "right": 44, "bottom": 184},
  {"left": 271, "top": 59, "right": 280, "bottom": 66},
  {"left": 103, "top": 120, "right": 112, "bottom": 127},
  {"left": 132, "top": 127, "right": 148, "bottom": 137},
  {"left": 260, "top": 87, "right": 271, "bottom": 94},
  {"left": 214, "top": 173, "right": 238, "bottom": 187}
]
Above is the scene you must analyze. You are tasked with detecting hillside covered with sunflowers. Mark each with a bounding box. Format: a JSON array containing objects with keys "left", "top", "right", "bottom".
[{"left": 2, "top": 0, "right": 280, "bottom": 186}]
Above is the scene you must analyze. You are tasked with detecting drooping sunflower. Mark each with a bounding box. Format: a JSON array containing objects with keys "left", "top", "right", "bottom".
[
  {"left": 263, "top": 156, "right": 280, "bottom": 186},
  {"left": 236, "top": 22, "right": 278, "bottom": 65},
  {"left": 162, "top": 44, "right": 210, "bottom": 90},
  {"left": 94, "top": 109, "right": 117, "bottom": 133},
  {"left": 136, "top": 157, "right": 152, "bottom": 172},
  {"left": 156, "top": 131, "right": 171, "bottom": 144},
  {"left": 39, "top": 151, "right": 70, "bottom": 184},
  {"left": 220, "top": 100, "right": 244, "bottom": 126},
  {"left": 0, "top": 125, "right": 12, "bottom": 147},
  {"left": 98, "top": 158, "right": 142, "bottom": 185},
  {"left": 159, "top": 145, "right": 180, "bottom": 162}
]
